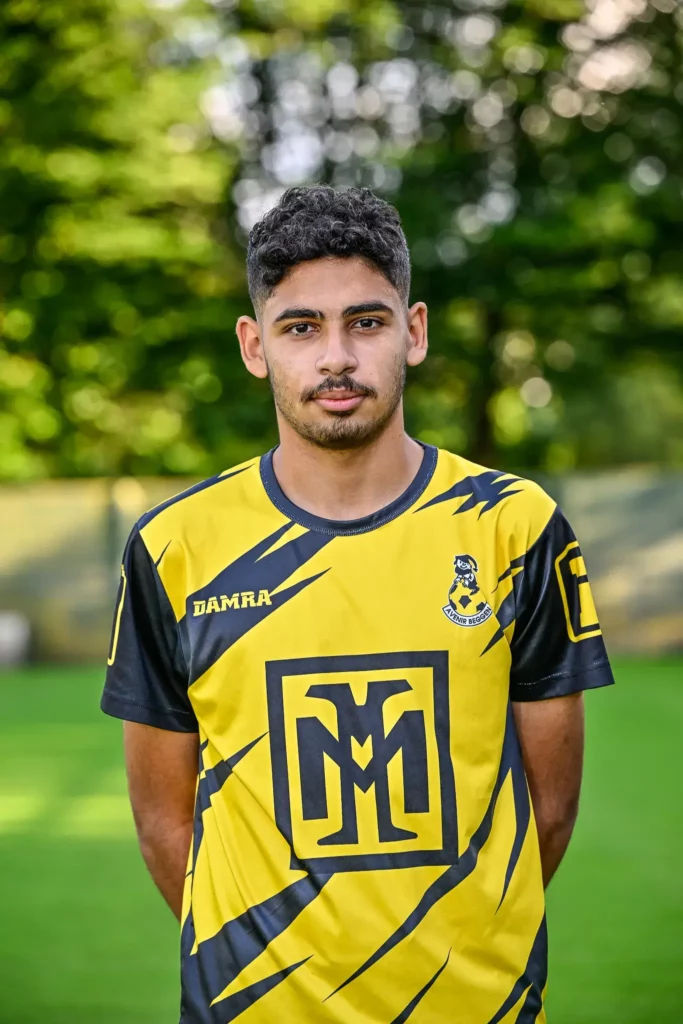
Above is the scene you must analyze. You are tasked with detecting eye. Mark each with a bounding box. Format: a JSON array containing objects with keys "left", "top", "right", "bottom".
[
  {"left": 352, "top": 317, "right": 383, "bottom": 330},
  {"left": 286, "top": 322, "right": 316, "bottom": 336}
]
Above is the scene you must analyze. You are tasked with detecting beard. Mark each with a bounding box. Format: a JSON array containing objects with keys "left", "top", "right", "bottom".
[{"left": 269, "top": 358, "right": 406, "bottom": 452}]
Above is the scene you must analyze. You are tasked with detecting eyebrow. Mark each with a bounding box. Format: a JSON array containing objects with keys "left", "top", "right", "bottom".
[
  {"left": 342, "top": 301, "right": 394, "bottom": 318},
  {"left": 272, "top": 301, "right": 394, "bottom": 324},
  {"left": 272, "top": 306, "right": 324, "bottom": 324}
]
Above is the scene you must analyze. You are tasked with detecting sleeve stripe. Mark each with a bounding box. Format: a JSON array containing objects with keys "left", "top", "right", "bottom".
[{"left": 106, "top": 565, "right": 127, "bottom": 667}]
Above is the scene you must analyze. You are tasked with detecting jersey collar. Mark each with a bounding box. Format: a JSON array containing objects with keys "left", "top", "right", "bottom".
[{"left": 259, "top": 442, "right": 438, "bottom": 536}]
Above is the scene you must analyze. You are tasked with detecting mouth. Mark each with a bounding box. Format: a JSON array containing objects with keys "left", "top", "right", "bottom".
[{"left": 313, "top": 390, "right": 367, "bottom": 413}]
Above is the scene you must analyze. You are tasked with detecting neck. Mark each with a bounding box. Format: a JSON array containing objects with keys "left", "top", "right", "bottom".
[{"left": 271, "top": 411, "right": 425, "bottom": 522}]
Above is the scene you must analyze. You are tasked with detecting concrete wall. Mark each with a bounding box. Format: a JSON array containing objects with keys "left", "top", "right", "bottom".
[
  {"left": 0, "top": 469, "right": 680, "bottom": 661},
  {"left": 552, "top": 469, "right": 683, "bottom": 655}
]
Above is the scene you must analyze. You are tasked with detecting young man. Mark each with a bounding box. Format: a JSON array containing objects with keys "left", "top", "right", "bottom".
[{"left": 102, "top": 185, "right": 614, "bottom": 1024}]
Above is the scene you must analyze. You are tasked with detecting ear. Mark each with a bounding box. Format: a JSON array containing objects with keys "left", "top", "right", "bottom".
[
  {"left": 405, "top": 301, "right": 428, "bottom": 367},
  {"left": 236, "top": 315, "right": 268, "bottom": 379}
]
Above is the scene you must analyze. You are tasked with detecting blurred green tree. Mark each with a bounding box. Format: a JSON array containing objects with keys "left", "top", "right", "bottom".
[
  {"left": 0, "top": 0, "right": 262, "bottom": 479},
  {"left": 219, "top": 0, "right": 683, "bottom": 471},
  {"left": 1, "top": 0, "right": 682, "bottom": 479}
]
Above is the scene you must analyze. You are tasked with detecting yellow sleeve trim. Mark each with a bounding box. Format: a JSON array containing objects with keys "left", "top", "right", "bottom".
[
  {"left": 554, "top": 541, "right": 602, "bottom": 643},
  {"left": 107, "top": 565, "right": 128, "bottom": 666}
]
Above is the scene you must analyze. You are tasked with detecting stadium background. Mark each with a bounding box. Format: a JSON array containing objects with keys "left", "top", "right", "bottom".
[{"left": 0, "top": 0, "right": 681, "bottom": 1021}]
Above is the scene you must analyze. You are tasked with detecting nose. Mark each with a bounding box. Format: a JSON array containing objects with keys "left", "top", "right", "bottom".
[{"left": 316, "top": 323, "right": 358, "bottom": 378}]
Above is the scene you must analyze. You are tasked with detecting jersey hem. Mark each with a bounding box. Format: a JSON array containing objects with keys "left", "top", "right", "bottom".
[
  {"left": 101, "top": 691, "right": 199, "bottom": 732},
  {"left": 510, "top": 659, "right": 615, "bottom": 701}
]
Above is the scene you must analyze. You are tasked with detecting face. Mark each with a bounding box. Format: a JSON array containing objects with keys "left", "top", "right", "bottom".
[{"left": 236, "top": 257, "right": 428, "bottom": 451}]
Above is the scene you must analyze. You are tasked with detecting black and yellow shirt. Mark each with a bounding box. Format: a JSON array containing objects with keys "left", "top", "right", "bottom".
[{"left": 102, "top": 444, "right": 614, "bottom": 1024}]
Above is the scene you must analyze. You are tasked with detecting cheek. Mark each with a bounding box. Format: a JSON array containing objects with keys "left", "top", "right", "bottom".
[
  {"left": 367, "top": 342, "right": 405, "bottom": 389},
  {"left": 268, "top": 353, "right": 311, "bottom": 400}
]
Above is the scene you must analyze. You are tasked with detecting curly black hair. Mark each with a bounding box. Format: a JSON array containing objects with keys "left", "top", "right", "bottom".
[{"left": 246, "top": 185, "right": 411, "bottom": 311}]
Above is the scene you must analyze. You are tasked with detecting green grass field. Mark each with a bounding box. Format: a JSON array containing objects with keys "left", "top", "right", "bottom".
[{"left": 0, "top": 661, "right": 680, "bottom": 1023}]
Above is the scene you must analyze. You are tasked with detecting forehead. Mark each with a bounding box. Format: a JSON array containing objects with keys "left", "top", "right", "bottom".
[{"left": 263, "top": 257, "right": 398, "bottom": 319}]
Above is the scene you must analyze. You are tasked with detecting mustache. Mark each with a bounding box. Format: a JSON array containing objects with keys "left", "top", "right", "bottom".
[{"left": 301, "top": 374, "right": 378, "bottom": 402}]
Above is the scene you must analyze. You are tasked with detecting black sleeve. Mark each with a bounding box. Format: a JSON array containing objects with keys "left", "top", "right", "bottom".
[
  {"left": 510, "top": 507, "right": 615, "bottom": 702},
  {"left": 101, "top": 526, "right": 198, "bottom": 732}
]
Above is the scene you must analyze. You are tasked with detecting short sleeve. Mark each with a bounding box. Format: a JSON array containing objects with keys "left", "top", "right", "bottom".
[
  {"left": 510, "top": 506, "right": 615, "bottom": 702},
  {"left": 101, "top": 525, "right": 198, "bottom": 732}
]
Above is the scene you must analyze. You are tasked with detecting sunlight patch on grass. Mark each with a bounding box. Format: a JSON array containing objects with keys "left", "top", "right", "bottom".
[
  {"left": 0, "top": 792, "right": 47, "bottom": 834},
  {"left": 57, "top": 794, "right": 135, "bottom": 839}
]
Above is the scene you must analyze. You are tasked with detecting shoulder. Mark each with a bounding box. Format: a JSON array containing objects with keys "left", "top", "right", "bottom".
[
  {"left": 135, "top": 456, "right": 261, "bottom": 557},
  {"left": 425, "top": 448, "right": 556, "bottom": 548}
]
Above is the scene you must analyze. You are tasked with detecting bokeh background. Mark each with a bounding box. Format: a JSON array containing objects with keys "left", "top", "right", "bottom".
[{"left": 0, "top": 0, "right": 681, "bottom": 1021}]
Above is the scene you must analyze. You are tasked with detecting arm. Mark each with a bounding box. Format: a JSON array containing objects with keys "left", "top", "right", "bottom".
[
  {"left": 506, "top": 504, "right": 614, "bottom": 883},
  {"left": 512, "top": 692, "right": 584, "bottom": 887},
  {"left": 124, "top": 721, "right": 199, "bottom": 920},
  {"left": 101, "top": 524, "right": 200, "bottom": 918}
]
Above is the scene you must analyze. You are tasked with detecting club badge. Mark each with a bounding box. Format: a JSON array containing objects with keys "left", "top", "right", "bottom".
[{"left": 443, "top": 554, "right": 493, "bottom": 628}]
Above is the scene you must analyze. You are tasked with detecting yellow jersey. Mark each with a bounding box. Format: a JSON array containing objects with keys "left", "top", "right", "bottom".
[{"left": 102, "top": 444, "right": 613, "bottom": 1024}]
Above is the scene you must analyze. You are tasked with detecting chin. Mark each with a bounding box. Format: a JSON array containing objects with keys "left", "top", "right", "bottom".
[{"left": 301, "top": 416, "right": 387, "bottom": 451}]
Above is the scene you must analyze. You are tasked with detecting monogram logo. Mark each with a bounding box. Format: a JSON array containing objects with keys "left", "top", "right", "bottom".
[{"left": 266, "top": 652, "right": 457, "bottom": 873}]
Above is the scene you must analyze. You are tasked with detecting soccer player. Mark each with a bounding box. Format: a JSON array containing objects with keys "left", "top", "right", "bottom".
[{"left": 102, "top": 185, "right": 614, "bottom": 1023}]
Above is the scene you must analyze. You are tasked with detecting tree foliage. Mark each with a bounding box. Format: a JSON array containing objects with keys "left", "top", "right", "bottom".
[{"left": 1, "top": 0, "right": 682, "bottom": 480}]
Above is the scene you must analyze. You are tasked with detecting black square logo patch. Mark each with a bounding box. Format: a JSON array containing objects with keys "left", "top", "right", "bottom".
[{"left": 265, "top": 651, "right": 457, "bottom": 873}]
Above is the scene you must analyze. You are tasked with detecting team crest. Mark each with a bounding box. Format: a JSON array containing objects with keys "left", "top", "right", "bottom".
[{"left": 443, "top": 554, "right": 493, "bottom": 628}]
